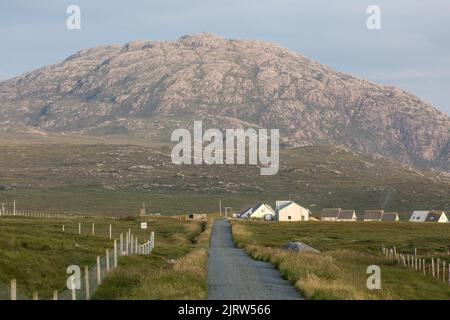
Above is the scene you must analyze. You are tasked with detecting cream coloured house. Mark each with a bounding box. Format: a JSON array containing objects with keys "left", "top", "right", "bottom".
[
  {"left": 238, "top": 203, "right": 275, "bottom": 220},
  {"left": 275, "top": 201, "right": 310, "bottom": 222},
  {"left": 409, "top": 210, "right": 448, "bottom": 223}
]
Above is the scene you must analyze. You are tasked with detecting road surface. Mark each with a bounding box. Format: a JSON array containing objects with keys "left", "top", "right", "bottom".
[{"left": 207, "top": 219, "right": 303, "bottom": 300}]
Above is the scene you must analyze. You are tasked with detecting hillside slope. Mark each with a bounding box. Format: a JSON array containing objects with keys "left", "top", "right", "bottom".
[{"left": 0, "top": 33, "right": 449, "bottom": 170}]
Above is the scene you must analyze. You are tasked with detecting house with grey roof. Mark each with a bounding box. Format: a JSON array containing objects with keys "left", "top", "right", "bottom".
[
  {"left": 337, "top": 210, "right": 357, "bottom": 222},
  {"left": 321, "top": 208, "right": 341, "bottom": 221},
  {"left": 363, "top": 210, "right": 384, "bottom": 221},
  {"left": 381, "top": 212, "right": 399, "bottom": 222}
]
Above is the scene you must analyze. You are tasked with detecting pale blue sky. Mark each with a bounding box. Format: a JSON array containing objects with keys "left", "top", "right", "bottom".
[{"left": 1, "top": 0, "right": 449, "bottom": 113}]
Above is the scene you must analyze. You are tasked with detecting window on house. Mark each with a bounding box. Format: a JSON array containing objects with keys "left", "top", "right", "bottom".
[{"left": 288, "top": 216, "right": 291, "bottom": 220}]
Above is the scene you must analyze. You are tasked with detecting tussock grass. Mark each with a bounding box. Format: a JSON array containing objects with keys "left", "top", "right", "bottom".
[{"left": 232, "top": 221, "right": 450, "bottom": 300}]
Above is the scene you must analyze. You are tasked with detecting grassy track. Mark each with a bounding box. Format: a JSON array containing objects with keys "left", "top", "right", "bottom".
[{"left": 231, "top": 220, "right": 450, "bottom": 299}]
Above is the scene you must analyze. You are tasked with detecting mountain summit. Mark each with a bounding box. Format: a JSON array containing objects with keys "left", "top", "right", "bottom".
[{"left": 0, "top": 33, "right": 449, "bottom": 170}]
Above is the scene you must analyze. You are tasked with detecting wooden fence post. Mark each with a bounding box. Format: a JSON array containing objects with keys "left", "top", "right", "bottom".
[
  {"left": 106, "top": 249, "right": 110, "bottom": 272},
  {"left": 79, "top": 223, "right": 81, "bottom": 235},
  {"left": 120, "top": 233, "right": 123, "bottom": 255},
  {"left": 96, "top": 256, "right": 101, "bottom": 285},
  {"left": 109, "top": 224, "right": 112, "bottom": 239},
  {"left": 85, "top": 266, "right": 90, "bottom": 300},
  {"left": 11, "top": 279, "right": 16, "bottom": 300},
  {"left": 114, "top": 240, "right": 118, "bottom": 268},
  {"left": 62, "top": 225, "right": 65, "bottom": 233},
  {"left": 437, "top": 258, "right": 440, "bottom": 279},
  {"left": 92, "top": 223, "right": 95, "bottom": 235},
  {"left": 432, "top": 258, "right": 435, "bottom": 277},
  {"left": 131, "top": 234, "right": 134, "bottom": 254},
  {"left": 125, "top": 232, "right": 129, "bottom": 255},
  {"left": 448, "top": 264, "right": 450, "bottom": 285},
  {"left": 151, "top": 231, "right": 155, "bottom": 250},
  {"left": 443, "top": 261, "right": 446, "bottom": 283},
  {"left": 423, "top": 260, "right": 426, "bottom": 275},
  {"left": 53, "top": 290, "right": 58, "bottom": 300}
]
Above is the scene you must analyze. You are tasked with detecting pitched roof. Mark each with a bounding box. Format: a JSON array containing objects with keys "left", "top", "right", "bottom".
[
  {"left": 276, "top": 201, "right": 294, "bottom": 211},
  {"left": 237, "top": 205, "right": 253, "bottom": 217},
  {"left": 364, "top": 210, "right": 384, "bottom": 220},
  {"left": 321, "top": 208, "right": 341, "bottom": 218},
  {"left": 338, "top": 210, "right": 356, "bottom": 220},
  {"left": 425, "top": 211, "right": 445, "bottom": 222},
  {"left": 381, "top": 212, "right": 398, "bottom": 221}
]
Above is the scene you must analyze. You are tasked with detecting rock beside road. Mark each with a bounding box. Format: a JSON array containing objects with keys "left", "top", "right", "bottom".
[{"left": 282, "top": 242, "right": 320, "bottom": 253}]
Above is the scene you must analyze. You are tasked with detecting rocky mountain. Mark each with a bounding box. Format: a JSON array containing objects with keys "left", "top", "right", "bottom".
[{"left": 0, "top": 33, "right": 449, "bottom": 170}]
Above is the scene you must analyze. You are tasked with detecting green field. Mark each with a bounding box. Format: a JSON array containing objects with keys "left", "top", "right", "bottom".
[
  {"left": 232, "top": 220, "right": 450, "bottom": 299},
  {"left": 0, "top": 215, "right": 209, "bottom": 300}
]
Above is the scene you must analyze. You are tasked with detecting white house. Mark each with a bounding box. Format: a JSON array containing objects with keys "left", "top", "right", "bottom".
[
  {"left": 238, "top": 203, "right": 275, "bottom": 220},
  {"left": 321, "top": 208, "right": 341, "bottom": 221},
  {"left": 409, "top": 211, "right": 448, "bottom": 223},
  {"left": 275, "top": 201, "right": 310, "bottom": 222},
  {"left": 381, "top": 212, "right": 399, "bottom": 222},
  {"left": 409, "top": 211, "right": 429, "bottom": 222},
  {"left": 321, "top": 208, "right": 357, "bottom": 222},
  {"left": 337, "top": 210, "right": 357, "bottom": 222}
]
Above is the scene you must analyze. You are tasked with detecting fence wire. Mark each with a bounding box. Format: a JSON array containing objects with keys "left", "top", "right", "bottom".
[{"left": 1, "top": 232, "right": 153, "bottom": 300}]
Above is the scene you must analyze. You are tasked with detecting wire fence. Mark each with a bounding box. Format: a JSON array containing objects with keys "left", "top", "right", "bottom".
[
  {"left": 0, "top": 209, "right": 78, "bottom": 219},
  {"left": 1, "top": 230, "right": 155, "bottom": 300},
  {"left": 382, "top": 246, "right": 450, "bottom": 285}
]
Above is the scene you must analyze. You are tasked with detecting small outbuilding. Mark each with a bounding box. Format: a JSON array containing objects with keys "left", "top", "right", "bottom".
[{"left": 188, "top": 213, "right": 207, "bottom": 220}]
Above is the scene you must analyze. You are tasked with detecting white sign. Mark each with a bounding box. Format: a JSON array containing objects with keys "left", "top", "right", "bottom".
[{"left": 141, "top": 222, "right": 148, "bottom": 230}]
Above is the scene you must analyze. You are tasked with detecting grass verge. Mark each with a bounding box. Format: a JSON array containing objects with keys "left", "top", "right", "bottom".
[{"left": 93, "top": 218, "right": 213, "bottom": 300}]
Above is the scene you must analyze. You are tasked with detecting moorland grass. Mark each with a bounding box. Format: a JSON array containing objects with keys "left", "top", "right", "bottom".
[{"left": 231, "top": 220, "right": 450, "bottom": 300}]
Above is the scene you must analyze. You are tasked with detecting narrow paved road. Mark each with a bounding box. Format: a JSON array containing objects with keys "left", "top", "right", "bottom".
[{"left": 207, "top": 219, "right": 303, "bottom": 300}]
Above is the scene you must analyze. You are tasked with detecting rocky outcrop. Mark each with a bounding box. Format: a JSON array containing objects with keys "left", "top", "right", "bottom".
[{"left": 0, "top": 33, "right": 449, "bottom": 170}]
